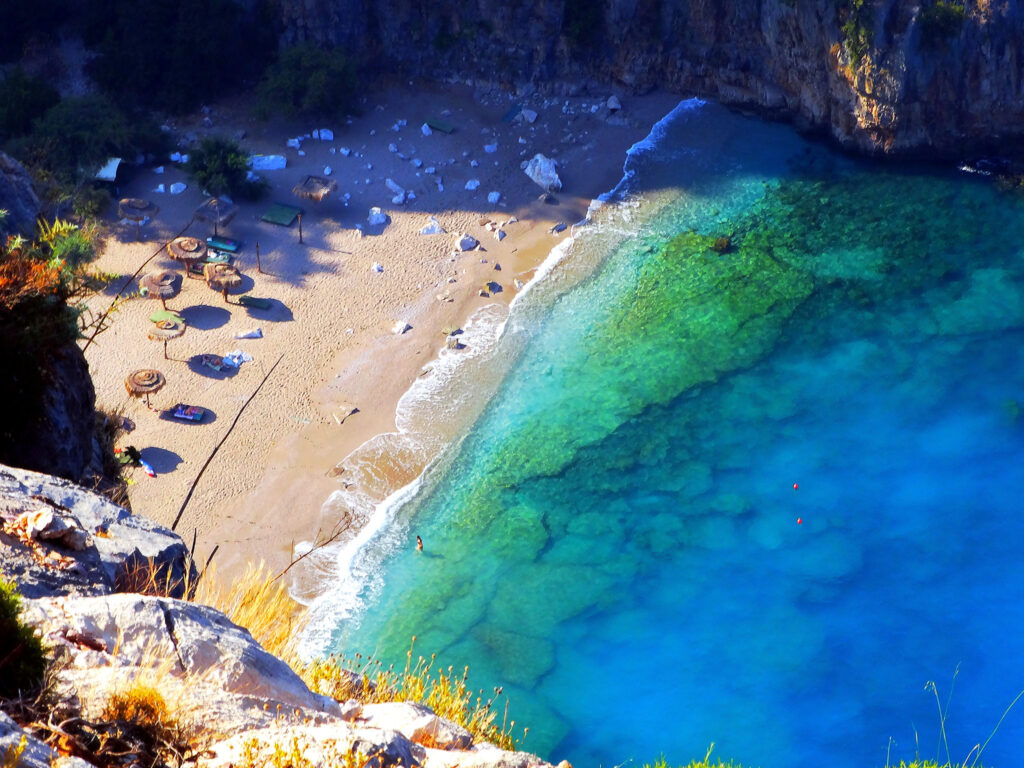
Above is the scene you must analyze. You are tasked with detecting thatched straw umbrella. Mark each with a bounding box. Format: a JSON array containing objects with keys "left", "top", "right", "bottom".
[
  {"left": 292, "top": 175, "right": 338, "bottom": 203},
  {"left": 125, "top": 369, "right": 166, "bottom": 408},
  {"left": 118, "top": 198, "right": 159, "bottom": 241},
  {"left": 167, "top": 236, "right": 208, "bottom": 278},
  {"left": 194, "top": 197, "right": 239, "bottom": 237},
  {"left": 203, "top": 262, "right": 242, "bottom": 302},
  {"left": 147, "top": 318, "right": 186, "bottom": 360},
  {"left": 139, "top": 270, "right": 182, "bottom": 310}
]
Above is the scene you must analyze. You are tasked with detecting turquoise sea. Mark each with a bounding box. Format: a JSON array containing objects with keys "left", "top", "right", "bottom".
[{"left": 303, "top": 100, "right": 1024, "bottom": 768}]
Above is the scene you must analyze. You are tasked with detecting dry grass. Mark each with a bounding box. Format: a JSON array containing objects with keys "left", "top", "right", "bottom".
[
  {"left": 193, "top": 564, "right": 525, "bottom": 749},
  {"left": 192, "top": 562, "right": 305, "bottom": 667}
]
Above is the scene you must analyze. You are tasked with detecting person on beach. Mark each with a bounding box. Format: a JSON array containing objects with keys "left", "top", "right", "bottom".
[{"left": 416, "top": 535, "right": 423, "bottom": 552}]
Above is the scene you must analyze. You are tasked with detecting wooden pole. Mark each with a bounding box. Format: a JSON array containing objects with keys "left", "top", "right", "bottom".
[
  {"left": 298, "top": 213, "right": 303, "bottom": 244},
  {"left": 256, "top": 241, "right": 262, "bottom": 274}
]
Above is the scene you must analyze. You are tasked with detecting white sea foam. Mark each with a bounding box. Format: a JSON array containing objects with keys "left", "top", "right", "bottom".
[{"left": 294, "top": 97, "right": 707, "bottom": 659}]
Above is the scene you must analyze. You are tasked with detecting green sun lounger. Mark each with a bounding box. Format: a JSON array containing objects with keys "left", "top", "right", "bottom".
[
  {"left": 204, "top": 250, "right": 233, "bottom": 265},
  {"left": 261, "top": 203, "right": 303, "bottom": 227},
  {"left": 426, "top": 117, "right": 455, "bottom": 134},
  {"left": 239, "top": 295, "right": 272, "bottom": 310},
  {"left": 149, "top": 309, "right": 185, "bottom": 324}
]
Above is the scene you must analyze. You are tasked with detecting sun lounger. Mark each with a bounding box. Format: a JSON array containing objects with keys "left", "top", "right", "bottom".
[
  {"left": 171, "top": 403, "right": 205, "bottom": 422},
  {"left": 426, "top": 118, "right": 455, "bottom": 134},
  {"left": 206, "top": 236, "right": 240, "bottom": 253},
  {"left": 149, "top": 309, "right": 185, "bottom": 324},
  {"left": 238, "top": 295, "right": 272, "bottom": 310},
  {"left": 260, "top": 203, "right": 302, "bottom": 227},
  {"left": 204, "top": 250, "right": 233, "bottom": 265}
]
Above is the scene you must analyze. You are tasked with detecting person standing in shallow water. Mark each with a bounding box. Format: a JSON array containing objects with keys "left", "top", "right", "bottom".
[{"left": 416, "top": 535, "right": 423, "bottom": 552}]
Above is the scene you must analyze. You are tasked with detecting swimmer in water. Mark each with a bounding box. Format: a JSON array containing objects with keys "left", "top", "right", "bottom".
[{"left": 416, "top": 535, "right": 423, "bottom": 552}]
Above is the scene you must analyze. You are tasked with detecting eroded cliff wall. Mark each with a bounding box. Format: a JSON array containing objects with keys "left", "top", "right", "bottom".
[{"left": 273, "top": 0, "right": 1024, "bottom": 159}]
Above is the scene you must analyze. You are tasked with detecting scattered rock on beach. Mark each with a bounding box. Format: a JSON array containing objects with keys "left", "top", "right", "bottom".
[
  {"left": 458, "top": 234, "right": 479, "bottom": 252},
  {"left": 487, "top": 191, "right": 501, "bottom": 204},
  {"left": 392, "top": 321, "right": 411, "bottom": 334},
  {"left": 525, "top": 154, "right": 562, "bottom": 192},
  {"left": 368, "top": 207, "right": 388, "bottom": 226},
  {"left": 419, "top": 216, "right": 445, "bottom": 235},
  {"left": 465, "top": 179, "right": 480, "bottom": 191}
]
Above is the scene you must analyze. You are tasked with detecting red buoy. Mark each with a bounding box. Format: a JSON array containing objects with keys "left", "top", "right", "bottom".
[
  {"left": 797, "top": 518, "right": 803, "bottom": 525},
  {"left": 793, "top": 483, "right": 799, "bottom": 490}
]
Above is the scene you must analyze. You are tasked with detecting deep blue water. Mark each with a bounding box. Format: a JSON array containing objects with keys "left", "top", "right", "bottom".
[{"left": 318, "top": 100, "right": 1024, "bottom": 768}]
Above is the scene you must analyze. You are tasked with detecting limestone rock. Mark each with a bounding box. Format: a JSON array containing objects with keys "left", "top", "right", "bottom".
[
  {"left": 0, "top": 464, "right": 196, "bottom": 598},
  {"left": 458, "top": 235, "right": 479, "bottom": 252},
  {"left": 419, "top": 216, "right": 446, "bottom": 235},
  {"left": 21, "top": 593, "right": 341, "bottom": 731},
  {"left": 0, "top": 152, "right": 40, "bottom": 237},
  {"left": 524, "top": 155, "right": 561, "bottom": 192},
  {"left": 204, "top": 723, "right": 423, "bottom": 768},
  {"left": 0, "top": 711, "right": 70, "bottom": 768},
  {"left": 359, "top": 702, "right": 472, "bottom": 750},
  {"left": 420, "top": 742, "right": 552, "bottom": 768},
  {"left": 368, "top": 207, "right": 389, "bottom": 226}
]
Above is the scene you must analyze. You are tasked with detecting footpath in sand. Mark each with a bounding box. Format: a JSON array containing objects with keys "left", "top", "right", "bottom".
[{"left": 82, "top": 80, "right": 680, "bottom": 579}]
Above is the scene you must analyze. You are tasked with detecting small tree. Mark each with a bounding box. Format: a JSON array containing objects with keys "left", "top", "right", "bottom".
[
  {"left": 185, "top": 136, "right": 266, "bottom": 200},
  {"left": 0, "top": 68, "right": 60, "bottom": 142},
  {"left": 258, "top": 44, "right": 357, "bottom": 119}
]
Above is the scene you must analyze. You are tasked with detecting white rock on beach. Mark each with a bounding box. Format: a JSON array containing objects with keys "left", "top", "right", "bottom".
[
  {"left": 465, "top": 179, "right": 481, "bottom": 191},
  {"left": 153, "top": 165, "right": 164, "bottom": 174},
  {"left": 517, "top": 108, "right": 539, "bottom": 124},
  {"left": 169, "top": 182, "right": 187, "bottom": 195},
  {"left": 313, "top": 128, "right": 334, "bottom": 141},
  {"left": 458, "top": 234, "right": 479, "bottom": 251},
  {"left": 286, "top": 137, "right": 302, "bottom": 149},
  {"left": 153, "top": 184, "right": 165, "bottom": 193},
  {"left": 484, "top": 143, "right": 498, "bottom": 153},
  {"left": 388, "top": 143, "right": 398, "bottom": 153},
  {"left": 339, "top": 146, "right": 351, "bottom": 157},
  {"left": 248, "top": 154, "right": 287, "bottom": 170},
  {"left": 421, "top": 123, "right": 432, "bottom": 136},
  {"left": 419, "top": 216, "right": 445, "bottom": 235},
  {"left": 368, "top": 207, "right": 388, "bottom": 226},
  {"left": 607, "top": 95, "right": 622, "bottom": 111},
  {"left": 524, "top": 153, "right": 562, "bottom": 192},
  {"left": 392, "top": 321, "right": 411, "bottom": 335},
  {"left": 323, "top": 166, "right": 332, "bottom": 176},
  {"left": 487, "top": 191, "right": 501, "bottom": 204}
]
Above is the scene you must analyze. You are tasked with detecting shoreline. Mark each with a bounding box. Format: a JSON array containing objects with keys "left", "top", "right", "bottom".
[{"left": 81, "top": 80, "right": 681, "bottom": 583}]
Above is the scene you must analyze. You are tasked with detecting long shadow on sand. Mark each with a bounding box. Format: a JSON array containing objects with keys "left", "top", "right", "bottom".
[
  {"left": 238, "top": 298, "right": 294, "bottom": 322},
  {"left": 180, "top": 304, "right": 231, "bottom": 330},
  {"left": 139, "top": 446, "right": 182, "bottom": 474},
  {"left": 187, "top": 354, "right": 239, "bottom": 379}
]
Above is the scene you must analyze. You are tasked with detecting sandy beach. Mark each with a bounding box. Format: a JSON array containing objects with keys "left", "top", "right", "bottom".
[{"left": 81, "top": 79, "right": 680, "bottom": 580}]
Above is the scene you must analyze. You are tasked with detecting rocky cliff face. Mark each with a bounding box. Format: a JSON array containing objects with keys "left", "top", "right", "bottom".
[
  {"left": 275, "top": 0, "right": 1024, "bottom": 160},
  {"left": 0, "top": 151, "right": 41, "bottom": 237}
]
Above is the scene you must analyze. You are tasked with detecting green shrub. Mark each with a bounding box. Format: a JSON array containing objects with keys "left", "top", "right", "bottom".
[
  {"left": 919, "top": 1, "right": 966, "bottom": 50},
  {"left": 839, "top": 0, "right": 875, "bottom": 66},
  {"left": 72, "top": 185, "right": 112, "bottom": 221},
  {"left": 185, "top": 136, "right": 266, "bottom": 200},
  {"left": 0, "top": 68, "right": 60, "bottom": 143},
  {"left": 257, "top": 44, "right": 357, "bottom": 119},
  {"left": 0, "top": 579, "right": 48, "bottom": 699},
  {"left": 9, "top": 96, "right": 166, "bottom": 187}
]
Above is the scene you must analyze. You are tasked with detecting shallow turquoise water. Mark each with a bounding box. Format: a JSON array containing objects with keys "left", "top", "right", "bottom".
[{"left": 328, "top": 101, "right": 1024, "bottom": 767}]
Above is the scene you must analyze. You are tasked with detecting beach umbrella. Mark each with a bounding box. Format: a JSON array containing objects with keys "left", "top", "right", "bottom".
[
  {"left": 167, "top": 236, "right": 207, "bottom": 278},
  {"left": 203, "top": 262, "right": 243, "bottom": 302},
  {"left": 118, "top": 198, "right": 159, "bottom": 241},
  {"left": 292, "top": 175, "right": 338, "bottom": 203},
  {"left": 125, "top": 369, "right": 166, "bottom": 408},
  {"left": 194, "top": 197, "right": 239, "bottom": 237},
  {"left": 139, "top": 270, "right": 182, "bottom": 310},
  {"left": 147, "top": 318, "right": 186, "bottom": 360}
]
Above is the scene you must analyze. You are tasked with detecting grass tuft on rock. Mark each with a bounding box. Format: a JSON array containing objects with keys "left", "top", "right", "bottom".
[{"left": 0, "top": 578, "right": 48, "bottom": 700}]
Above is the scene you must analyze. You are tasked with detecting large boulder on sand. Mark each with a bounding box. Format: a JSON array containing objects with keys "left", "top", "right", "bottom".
[{"left": 523, "top": 154, "right": 561, "bottom": 193}]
